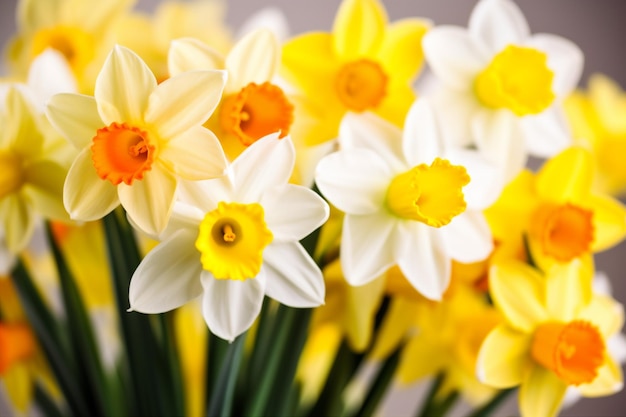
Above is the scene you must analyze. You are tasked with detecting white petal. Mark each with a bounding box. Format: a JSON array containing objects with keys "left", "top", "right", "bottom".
[
  {"left": 431, "top": 89, "right": 482, "bottom": 148},
  {"left": 395, "top": 222, "right": 450, "bottom": 301},
  {"left": 201, "top": 272, "right": 265, "bottom": 342},
  {"left": 315, "top": 148, "right": 390, "bottom": 215},
  {"left": 167, "top": 37, "right": 224, "bottom": 77},
  {"left": 46, "top": 93, "right": 103, "bottom": 149},
  {"left": 129, "top": 229, "right": 203, "bottom": 313},
  {"left": 177, "top": 177, "right": 232, "bottom": 213},
  {"left": 521, "top": 107, "right": 571, "bottom": 158},
  {"left": 159, "top": 201, "right": 204, "bottom": 241},
  {"left": 118, "top": 165, "right": 177, "bottom": 236},
  {"left": 469, "top": 0, "right": 530, "bottom": 53},
  {"left": 341, "top": 214, "right": 396, "bottom": 286},
  {"left": 95, "top": 45, "right": 157, "bottom": 125},
  {"left": 445, "top": 147, "right": 501, "bottom": 209},
  {"left": 526, "top": 34, "right": 583, "bottom": 98},
  {"left": 339, "top": 112, "right": 405, "bottom": 169},
  {"left": 230, "top": 133, "right": 294, "bottom": 202},
  {"left": 263, "top": 242, "right": 325, "bottom": 307},
  {"left": 27, "top": 49, "right": 76, "bottom": 109},
  {"left": 63, "top": 148, "right": 119, "bottom": 221},
  {"left": 160, "top": 126, "right": 227, "bottom": 180},
  {"left": 423, "top": 27, "right": 488, "bottom": 91},
  {"left": 472, "top": 109, "right": 527, "bottom": 182},
  {"left": 145, "top": 70, "right": 227, "bottom": 139},
  {"left": 225, "top": 29, "right": 279, "bottom": 90},
  {"left": 441, "top": 211, "right": 493, "bottom": 263},
  {"left": 402, "top": 98, "right": 443, "bottom": 166},
  {"left": 261, "top": 184, "right": 329, "bottom": 242}
]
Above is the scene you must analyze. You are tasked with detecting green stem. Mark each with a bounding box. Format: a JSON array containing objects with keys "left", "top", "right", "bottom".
[
  {"left": 207, "top": 332, "right": 247, "bottom": 417},
  {"left": 416, "top": 373, "right": 445, "bottom": 417}
]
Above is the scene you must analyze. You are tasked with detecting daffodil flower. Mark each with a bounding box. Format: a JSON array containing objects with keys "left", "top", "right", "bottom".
[
  {"left": 128, "top": 133, "right": 329, "bottom": 341},
  {"left": 315, "top": 99, "right": 495, "bottom": 300},
  {"left": 168, "top": 29, "right": 294, "bottom": 160},
  {"left": 46, "top": 45, "right": 228, "bottom": 236},
  {"left": 485, "top": 146, "right": 626, "bottom": 271},
  {"left": 280, "top": 0, "right": 430, "bottom": 146},
  {"left": 0, "top": 87, "right": 68, "bottom": 259},
  {"left": 477, "top": 260, "right": 624, "bottom": 417},
  {"left": 423, "top": 0, "right": 583, "bottom": 180}
]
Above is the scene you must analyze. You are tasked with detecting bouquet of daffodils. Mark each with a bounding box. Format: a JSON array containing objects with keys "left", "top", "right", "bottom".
[{"left": 1, "top": 0, "right": 625, "bottom": 416}]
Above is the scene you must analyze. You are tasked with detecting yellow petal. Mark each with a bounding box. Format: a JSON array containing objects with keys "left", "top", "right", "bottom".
[
  {"left": 476, "top": 324, "right": 533, "bottom": 388},
  {"left": 369, "top": 298, "right": 418, "bottom": 360},
  {"left": 519, "top": 366, "right": 568, "bottom": 417},
  {"left": 587, "top": 193, "right": 626, "bottom": 252},
  {"left": 578, "top": 356, "right": 624, "bottom": 397},
  {"left": 332, "top": 0, "right": 387, "bottom": 59},
  {"left": 544, "top": 260, "right": 591, "bottom": 322},
  {"left": 536, "top": 147, "right": 593, "bottom": 203},
  {"left": 374, "top": 86, "right": 415, "bottom": 128},
  {"left": 377, "top": 18, "right": 430, "bottom": 85},
  {"left": 397, "top": 337, "right": 446, "bottom": 384},
  {"left": 345, "top": 275, "right": 386, "bottom": 352},
  {"left": 3, "top": 362, "right": 32, "bottom": 412},
  {"left": 589, "top": 73, "right": 626, "bottom": 134},
  {"left": 489, "top": 262, "right": 548, "bottom": 332},
  {"left": 578, "top": 294, "right": 624, "bottom": 339},
  {"left": 23, "top": 160, "right": 68, "bottom": 221}
]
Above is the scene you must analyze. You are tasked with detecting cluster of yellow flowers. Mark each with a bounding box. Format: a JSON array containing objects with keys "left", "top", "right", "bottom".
[{"left": 1, "top": 0, "right": 625, "bottom": 416}]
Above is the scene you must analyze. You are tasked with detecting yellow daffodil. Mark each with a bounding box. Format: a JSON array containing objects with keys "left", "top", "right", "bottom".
[
  {"left": 5, "top": 0, "right": 135, "bottom": 92},
  {"left": 46, "top": 45, "right": 228, "bottom": 236},
  {"left": 477, "top": 260, "right": 624, "bottom": 417},
  {"left": 485, "top": 146, "right": 626, "bottom": 271},
  {"left": 564, "top": 74, "right": 626, "bottom": 196},
  {"left": 0, "top": 86, "right": 69, "bottom": 258},
  {"left": 168, "top": 29, "right": 294, "bottom": 160},
  {"left": 114, "top": 0, "right": 233, "bottom": 82},
  {"left": 423, "top": 0, "right": 583, "bottom": 181},
  {"left": 281, "top": 0, "right": 429, "bottom": 146},
  {"left": 316, "top": 100, "right": 495, "bottom": 300},
  {"left": 128, "top": 134, "right": 329, "bottom": 341}
]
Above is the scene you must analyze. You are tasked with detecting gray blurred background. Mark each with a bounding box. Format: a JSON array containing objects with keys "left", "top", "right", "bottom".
[{"left": 1, "top": 0, "right": 625, "bottom": 416}]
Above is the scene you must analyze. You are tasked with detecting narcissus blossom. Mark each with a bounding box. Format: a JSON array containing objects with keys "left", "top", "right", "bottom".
[
  {"left": 423, "top": 0, "right": 583, "bottom": 180},
  {"left": 477, "top": 261, "right": 624, "bottom": 417},
  {"left": 128, "top": 134, "right": 329, "bottom": 341},
  {"left": 315, "top": 99, "right": 496, "bottom": 300},
  {"left": 46, "top": 45, "right": 228, "bottom": 236}
]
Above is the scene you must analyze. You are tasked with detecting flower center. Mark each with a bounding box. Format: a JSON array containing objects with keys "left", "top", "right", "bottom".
[
  {"left": 31, "top": 25, "right": 95, "bottom": 73},
  {"left": 474, "top": 45, "right": 555, "bottom": 116},
  {"left": 531, "top": 320, "right": 605, "bottom": 385},
  {"left": 91, "top": 122, "right": 156, "bottom": 186},
  {"left": 195, "top": 202, "right": 273, "bottom": 281},
  {"left": 0, "top": 151, "right": 24, "bottom": 199},
  {"left": 0, "top": 323, "right": 36, "bottom": 374},
  {"left": 530, "top": 203, "right": 594, "bottom": 262},
  {"left": 220, "top": 82, "right": 294, "bottom": 146},
  {"left": 386, "top": 158, "right": 469, "bottom": 227},
  {"left": 335, "top": 59, "right": 388, "bottom": 112}
]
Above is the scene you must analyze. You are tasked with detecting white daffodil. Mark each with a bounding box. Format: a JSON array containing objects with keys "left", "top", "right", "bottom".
[
  {"left": 46, "top": 45, "right": 228, "bottom": 236},
  {"left": 168, "top": 29, "right": 294, "bottom": 160},
  {"left": 315, "top": 99, "right": 495, "bottom": 300},
  {"left": 423, "top": 0, "right": 583, "bottom": 180},
  {"left": 128, "top": 133, "right": 329, "bottom": 341}
]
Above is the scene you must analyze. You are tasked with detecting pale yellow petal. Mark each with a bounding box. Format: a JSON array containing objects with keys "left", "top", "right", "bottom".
[
  {"left": 168, "top": 37, "right": 224, "bottom": 77},
  {"left": 46, "top": 93, "right": 103, "bottom": 149},
  {"left": 17, "top": 0, "right": 59, "bottom": 32},
  {"left": 23, "top": 160, "right": 68, "bottom": 221},
  {"left": 536, "top": 147, "right": 593, "bottom": 203},
  {"left": 0, "top": 194, "right": 34, "bottom": 254},
  {"left": 145, "top": 70, "right": 226, "bottom": 139},
  {"left": 589, "top": 73, "right": 626, "bottom": 134},
  {"left": 578, "top": 294, "right": 624, "bottom": 339},
  {"left": 332, "top": 0, "right": 386, "bottom": 59},
  {"left": 545, "top": 261, "right": 590, "bottom": 322},
  {"left": 63, "top": 147, "right": 119, "bottom": 221},
  {"left": 95, "top": 45, "right": 157, "bottom": 125},
  {"left": 225, "top": 29, "right": 279, "bottom": 91},
  {"left": 489, "top": 262, "right": 548, "bottom": 332},
  {"left": 519, "top": 366, "right": 568, "bottom": 417},
  {"left": 587, "top": 193, "right": 626, "bottom": 252},
  {"left": 476, "top": 324, "right": 533, "bottom": 388}
]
